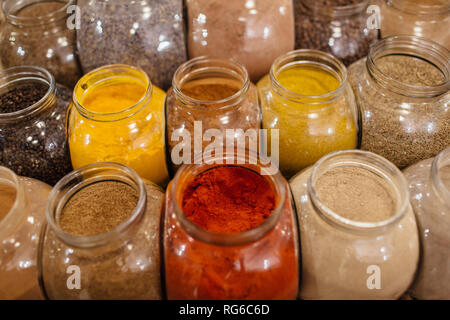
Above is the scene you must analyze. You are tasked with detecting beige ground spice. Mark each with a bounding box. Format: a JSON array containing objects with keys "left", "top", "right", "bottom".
[
  {"left": 59, "top": 181, "right": 139, "bottom": 236},
  {"left": 316, "top": 166, "right": 396, "bottom": 222}
]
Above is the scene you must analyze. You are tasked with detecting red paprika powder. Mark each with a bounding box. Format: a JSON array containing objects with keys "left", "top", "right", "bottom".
[
  {"left": 164, "top": 161, "right": 299, "bottom": 300},
  {"left": 182, "top": 166, "right": 275, "bottom": 234}
]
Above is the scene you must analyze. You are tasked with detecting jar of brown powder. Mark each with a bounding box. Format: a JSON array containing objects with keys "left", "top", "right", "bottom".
[
  {"left": 403, "top": 147, "right": 450, "bottom": 300},
  {"left": 348, "top": 35, "right": 450, "bottom": 169},
  {"left": 290, "top": 150, "right": 420, "bottom": 299},
  {"left": 186, "top": 0, "right": 295, "bottom": 82},
  {"left": 166, "top": 57, "right": 261, "bottom": 173},
  {"left": 379, "top": 0, "right": 450, "bottom": 50},
  {"left": 38, "top": 163, "right": 164, "bottom": 300},
  {"left": 0, "top": 0, "right": 81, "bottom": 88},
  {"left": 0, "top": 165, "right": 51, "bottom": 300}
]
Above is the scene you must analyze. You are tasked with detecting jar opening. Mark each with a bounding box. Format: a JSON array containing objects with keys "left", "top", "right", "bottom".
[
  {"left": 3, "top": 0, "right": 74, "bottom": 26},
  {"left": 388, "top": 0, "right": 450, "bottom": 15},
  {"left": 45, "top": 163, "right": 148, "bottom": 248},
  {"left": 0, "top": 166, "right": 26, "bottom": 238},
  {"left": 367, "top": 36, "right": 450, "bottom": 98},
  {"left": 171, "top": 152, "right": 286, "bottom": 246},
  {"left": 431, "top": 147, "right": 450, "bottom": 208},
  {"left": 0, "top": 66, "right": 56, "bottom": 123},
  {"left": 308, "top": 150, "right": 409, "bottom": 233},
  {"left": 270, "top": 49, "right": 348, "bottom": 105},
  {"left": 172, "top": 56, "right": 250, "bottom": 109},
  {"left": 73, "top": 64, "right": 153, "bottom": 122}
]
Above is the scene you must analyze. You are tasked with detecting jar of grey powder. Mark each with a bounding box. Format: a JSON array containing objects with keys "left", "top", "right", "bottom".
[
  {"left": 348, "top": 35, "right": 450, "bottom": 169},
  {"left": 76, "top": 0, "right": 187, "bottom": 90}
]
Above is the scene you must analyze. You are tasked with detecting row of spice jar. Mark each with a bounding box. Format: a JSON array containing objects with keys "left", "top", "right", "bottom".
[
  {"left": 0, "top": 35, "right": 448, "bottom": 188},
  {"left": 0, "top": 0, "right": 448, "bottom": 89},
  {"left": 1, "top": 146, "right": 449, "bottom": 300}
]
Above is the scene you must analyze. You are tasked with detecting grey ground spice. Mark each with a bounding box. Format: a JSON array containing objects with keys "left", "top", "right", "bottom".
[
  {"left": 316, "top": 166, "right": 396, "bottom": 222},
  {"left": 59, "top": 181, "right": 139, "bottom": 236}
]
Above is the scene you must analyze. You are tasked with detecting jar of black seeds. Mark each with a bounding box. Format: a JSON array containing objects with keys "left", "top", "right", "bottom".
[
  {"left": 76, "top": 0, "right": 187, "bottom": 90},
  {"left": 294, "top": 0, "right": 379, "bottom": 66},
  {"left": 348, "top": 35, "right": 450, "bottom": 169},
  {"left": 0, "top": 66, "right": 73, "bottom": 185},
  {"left": 0, "top": 0, "right": 81, "bottom": 88}
]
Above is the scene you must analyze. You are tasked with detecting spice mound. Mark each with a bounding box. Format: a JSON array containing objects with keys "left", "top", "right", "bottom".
[
  {"left": 182, "top": 166, "right": 276, "bottom": 233},
  {"left": 181, "top": 79, "right": 240, "bottom": 101},
  {"left": 59, "top": 181, "right": 138, "bottom": 236},
  {"left": 0, "top": 82, "right": 48, "bottom": 113},
  {"left": 0, "top": 183, "right": 16, "bottom": 221},
  {"left": 316, "top": 166, "right": 396, "bottom": 222}
]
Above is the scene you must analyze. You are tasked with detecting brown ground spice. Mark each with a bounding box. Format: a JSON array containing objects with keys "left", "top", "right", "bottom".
[
  {"left": 181, "top": 82, "right": 240, "bottom": 101},
  {"left": 316, "top": 166, "right": 396, "bottom": 222},
  {"left": 59, "top": 181, "right": 138, "bottom": 236},
  {"left": 0, "top": 184, "right": 16, "bottom": 221}
]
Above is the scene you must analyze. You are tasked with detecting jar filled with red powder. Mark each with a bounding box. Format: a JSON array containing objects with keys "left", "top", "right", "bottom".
[{"left": 163, "top": 152, "right": 299, "bottom": 300}]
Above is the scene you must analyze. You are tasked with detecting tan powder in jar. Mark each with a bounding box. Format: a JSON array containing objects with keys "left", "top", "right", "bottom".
[
  {"left": 315, "top": 166, "right": 396, "bottom": 222},
  {"left": 59, "top": 181, "right": 139, "bottom": 236},
  {"left": 0, "top": 184, "right": 16, "bottom": 222},
  {"left": 180, "top": 78, "right": 241, "bottom": 101}
]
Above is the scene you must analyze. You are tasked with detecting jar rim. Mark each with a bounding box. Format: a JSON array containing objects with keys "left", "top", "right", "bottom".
[
  {"left": 388, "top": 0, "right": 450, "bottom": 15},
  {"left": 431, "top": 147, "right": 450, "bottom": 209},
  {"left": 307, "top": 150, "right": 410, "bottom": 234},
  {"left": 0, "top": 65, "right": 56, "bottom": 124},
  {"left": 169, "top": 150, "right": 287, "bottom": 246},
  {"left": 301, "top": 0, "right": 370, "bottom": 17},
  {"left": 367, "top": 35, "right": 450, "bottom": 98},
  {"left": 172, "top": 56, "right": 251, "bottom": 110},
  {"left": 72, "top": 64, "right": 153, "bottom": 122},
  {"left": 44, "top": 162, "right": 148, "bottom": 248},
  {"left": 0, "top": 166, "right": 27, "bottom": 239},
  {"left": 269, "top": 49, "right": 348, "bottom": 105},
  {"left": 3, "top": 0, "right": 74, "bottom": 26}
]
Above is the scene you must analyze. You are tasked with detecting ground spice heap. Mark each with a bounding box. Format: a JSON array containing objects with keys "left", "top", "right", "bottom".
[
  {"left": 316, "top": 166, "right": 396, "bottom": 222},
  {"left": 0, "top": 184, "right": 17, "bottom": 221},
  {"left": 59, "top": 181, "right": 139, "bottom": 236},
  {"left": 0, "top": 83, "right": 48, "bottom": 114},
  {"left": 181, "top": 81, "right": 240, "bottom": 101},
  {"left": 182, "top": 166, "right": 276, "bottom": 233}
]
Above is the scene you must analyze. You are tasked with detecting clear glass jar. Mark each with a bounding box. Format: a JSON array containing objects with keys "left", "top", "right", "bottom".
[
  {"left": 76, "top": 0, "right": 187, "bottom": 90},
  {"left": 403, "top": 147, "right": 450, "bottom": 300},
  {"left": 68, "top": 64, "right": 169, "bottom": 187},
  {"left": 166, "top": 57, "right": 261, "bottom": 173},
  {"left": 379, "top": 0, "right": 450, "bottom": 50},
  {"left": 0, "top": 66, "right": 73, "bottom": 186},
  {"left": 0, "top": 166, "right": 51, "bottom": 299},
  {"left": 290, "top": 150, "right": 420, "bottom": 300},
  {"left": 348, "top": 35, "right": 450, "bottom": 169},
  {"left": 294, "top": 0, "right": 379, "bottom": 66},
  {"left": 186, "top": 0, "right": 295, "bottom": 82},
  {"left": 38, "top": 163, "right": 164, "bottom": 300},
  {"left": 257, "top": 49, "right": 359, "bottom": 178},
  {"left": 164, "top": 152, "right": 299, "bottom": 300},
  {"left": 0, "top": 0, "right": 81, "bottom": 88}
]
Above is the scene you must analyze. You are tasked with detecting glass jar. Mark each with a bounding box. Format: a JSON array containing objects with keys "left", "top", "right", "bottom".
[
  {"left": 257, "top": 49, "right": 359, "bottom": 178},
  {"left": 403, "top": 147, "right": 450, "bottom": 300},
  {"left": 290, "top": 150, "right": 420, "bottom": 299},
  {"left": 379, "top": 0, "right": 450, "bottom": 50},
  {"left": 164, "top": 152, "right": 299, "bottom": 300},
  {"left": 0, "top": 166, "right": 51, "bottom": 299},
  {"left": 0, "top": 0, "right": 81, "bottom": 88},
  {"left": 0, "top": 66, "right": 73, "bottom": 186},
  {"left": 76, "top": 0, "right": 187, "bottom": 90},
  {"left": 293, "top": 0, "right": 379, "bottom": 66},
  {"left": 186, "top": 0, "right": 295, "bottom": 82},
  {"left": 166, "top": 57, "right": 261, "bottom": 173},
  {"left": 38, "top": 163, "right": 164, "bottom": 300},
  {"left": 348, "top": 35, "right": 450, "bottom": 169},
  {"left": 68, "top": 64, "right": 169, "bottom": 187}
]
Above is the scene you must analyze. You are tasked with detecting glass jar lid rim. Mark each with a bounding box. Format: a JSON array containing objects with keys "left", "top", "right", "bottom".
[{"left": 3, "top": 0, "right": 75, "bottom": 25}]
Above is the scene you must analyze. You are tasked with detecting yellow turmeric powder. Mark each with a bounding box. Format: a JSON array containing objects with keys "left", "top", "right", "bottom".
[{"left": 68, "top": 65, "right": 169, "bottom": 186}]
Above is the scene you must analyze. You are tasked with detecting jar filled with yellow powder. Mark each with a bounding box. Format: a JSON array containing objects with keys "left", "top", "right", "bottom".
[
  {"left": 67, "top": 64, "right": 169, "bottom": 186},
  {"left": 257, "top": 49, "right": 359, "bottom": 178}
]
